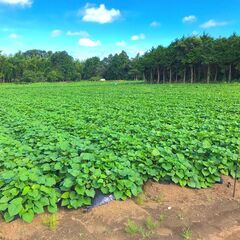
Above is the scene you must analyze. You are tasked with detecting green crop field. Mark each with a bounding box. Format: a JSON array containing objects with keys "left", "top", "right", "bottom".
[{"left": 0, "top": 82, "right": 240, "bottom": 223}]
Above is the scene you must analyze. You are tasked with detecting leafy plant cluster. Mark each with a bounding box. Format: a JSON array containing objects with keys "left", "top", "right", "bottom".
[{"left": 0, "top": 82, "right": 239, "bottom": 222}]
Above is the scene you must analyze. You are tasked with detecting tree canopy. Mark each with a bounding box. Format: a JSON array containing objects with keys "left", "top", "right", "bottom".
[{"left": 1, "top": 34, "right": 240, "bottom": 83}]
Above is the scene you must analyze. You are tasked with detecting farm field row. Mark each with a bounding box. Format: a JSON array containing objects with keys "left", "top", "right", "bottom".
[{"left": 0, "top": 81, "right": 239, "bottom": 223}]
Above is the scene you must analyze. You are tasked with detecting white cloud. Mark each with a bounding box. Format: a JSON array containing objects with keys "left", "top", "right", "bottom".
[
  {"left": 192, "top": 31, "right": 199, "bottom": 36},
  {"left": 0, "top": 0, "right": 32, "bottom": 6},
  {"left": 82, "top": 4, "right": 120, "bottom": 24},
  {"left": 200, "top": 19, "right": 228, "bottom": 29},
  {"left": 131, "top": 33, "right": 145, "bottom": 41},
  {"left": 137, "top": 50, "right": 145, "bottom": 56},
  {"left": 51, "top": 29, "right": 62, "bottom": 38},
  {"left": 79, "top": 38, "right": 101, "bottom": 47},
  {"left": 9, "top": 33, "right": 19, "bottom": 39},
  {"left": 150, "top": 21, "right": 160, "bottom": 27},
  {"left": 67, "top": 31, "right": 89, "bottom": 37},
  {"left": 182, "top": 15, "right": 197, "bottom": 23},
  {"left": 116, "top": 41, "right": 126, "bottom": 47}
]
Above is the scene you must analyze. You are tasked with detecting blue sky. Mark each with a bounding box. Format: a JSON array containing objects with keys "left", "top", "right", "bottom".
[{"left": 0, "top": 0, "right": 239, "bottom": 59}]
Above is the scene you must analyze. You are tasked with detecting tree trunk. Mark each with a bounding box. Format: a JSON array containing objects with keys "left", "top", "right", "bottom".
[
  {"left": 183, "top": 67, "right": 186, "bottom": 83},
  {"left": 198, "top": 66, "right": 201, "bottom": 82},
  {"left": 207, "top": 64, "right": 211, "bottom": 84},
  {"left": 163, "top": 69, "right": 166, "bottom": 83},
  {"left": 150, "top": 70, "right": 153, "bottom": 83},
  {"left": 143, "top": 72, "right": 146, "bottom": 81},
  {"left": 214, "top": 67, "right": 218, "bottom": 82},
  {"left": 175, "top": 68, "right": 178, "bottom": 82},
  {"left": 157, "top": 68, "right": 160, "bottom": 84},
  {"left": 228, "top": 64, "right": 232, "bottom": 82},
  {"left": 169, "top": 68, "right": 172, "bottom": 83},
  {"left": 190, "top": 66, "right": 194, "bottom": 84}
]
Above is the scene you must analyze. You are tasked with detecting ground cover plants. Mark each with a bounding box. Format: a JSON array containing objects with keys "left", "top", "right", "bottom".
[{"left": 0, "top": 81, "right": 239, "bottom": 222}]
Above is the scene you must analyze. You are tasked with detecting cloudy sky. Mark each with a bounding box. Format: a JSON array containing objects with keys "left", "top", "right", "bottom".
[{"left": 0, "top": 0, "right": 239, "bottom": 59}]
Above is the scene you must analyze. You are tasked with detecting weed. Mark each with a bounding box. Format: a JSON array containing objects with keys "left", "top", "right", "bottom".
[
  {"left": 158, "top": 213, "right": 165, "bottom": 223},
  {"left": 139, "top": 228, "right": 153, "bottom": 240},
  {"left": 153, "top": 193, "right": 164, "bottom": 204},
  {"left": 125, "top": 219, "right": 140, "bottom": 235},
  {"left": 134, "top": 193, "right": 146, "bottom": 205},
  {"left": 42, "top": 214, "right": 58, "bottom": 231},
  {"left": 145, "top": 216, "right": 158, "bottom": 231},
  {"left": 181, "top": 227, "right": 192, "bottom": 240}
]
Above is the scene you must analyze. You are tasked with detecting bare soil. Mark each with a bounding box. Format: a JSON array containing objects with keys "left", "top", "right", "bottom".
[{"left": 1, "top": 176, "right": 240, "bottom": 240}]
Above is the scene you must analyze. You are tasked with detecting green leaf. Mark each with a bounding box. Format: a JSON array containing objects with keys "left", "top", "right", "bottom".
[
  {"left": 45, "top": 177, "right": 56, "bottom": 187},
  {"left": 176, "top": 171, "right": 184, "bottom": 179},
  {"left": 187, "top": 180, "right": 196, "bottom": 188},
  {"left": 33, "top": 203, "right": 44, "bottom": 214},
  {"left": 63, "top": 178, "right": 74, "bottom": 189},
  {"left": 22, "top": 210, "right": 34, "bottom": 223},
  {"left": 68, "top": 169, "right": 80, "bottom": 177},
  {"left": 4, "top": 212, "right": 14, "bottom": 223},
  {"left": 22, "top": 186, "right": 31, "bottom": 195},
  {"left": 202, "top": 169, "right": 209, "bottom": 176},
  {"left": 114, "top": 191, "right": 123, "bottom": 200},
  {"left": 131, "top": 184, "right": 138, "bottom": 196},
  {"left": 61, "top": 192, "right": 70, "bottom": 199},
  {"left": 179, "top": 179, "right": 187, "bottom": 187},
  {"left": 0, "top": 196, "right": 9, "bottom": 204},
  {"left": 48, "top": 204, "right": 58, "bottom": 214},
  {"left": 162, "top": 163, "right": 172, "bottom": 171},
  {"left": 61, "top": 199, "right": 69, "bottom": 207},
  {"left": 81, "top": 153, "right": 95, "bottom": 161},
  {"left": 8, "top": 198, "right": 23, "bottom": 217},
  {"left": 75, "top": 186, "right": 85, "bottom": 195},
  {"left": 152, "top": 148, "right": 160, "bottom": 157},
  {"left": 203, "top": 139, "right": 212, "bottom": 149},
  {"left": 85, "top": 189, "right": 95, "bottom": 198},
  {"left": 54, "top": 162, "right": 62, "bottom": 170},
  {"left": 0, "top": 203, "right": 8, "bottom": 211}
]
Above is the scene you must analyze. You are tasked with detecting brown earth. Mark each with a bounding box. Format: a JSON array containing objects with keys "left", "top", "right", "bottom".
[{"left": 0, "top": 176, "right": 240, "bottom": 240}]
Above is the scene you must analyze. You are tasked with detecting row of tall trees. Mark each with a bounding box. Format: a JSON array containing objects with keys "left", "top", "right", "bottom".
[
  {"left": 1, "top": 34, "right": 240, "bottom": 83},
  {"left": 135, "top": 34, "right": 240, "bottom": 83}
]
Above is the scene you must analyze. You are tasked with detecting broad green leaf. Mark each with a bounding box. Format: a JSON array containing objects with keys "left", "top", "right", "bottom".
[
  {"left": 152, "top": 148, "right": 160, "bottom": 157},
  {"left": 8, "top": 198, "right": 23, "bottom": 217},
  {"left": 22, "top": 210, "right": 34, "bottom": 223}
]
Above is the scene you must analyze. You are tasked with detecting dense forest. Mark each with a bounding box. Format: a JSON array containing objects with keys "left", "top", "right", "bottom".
[{"left": 0, "top": 34, "right": 240, "bottom": 83}]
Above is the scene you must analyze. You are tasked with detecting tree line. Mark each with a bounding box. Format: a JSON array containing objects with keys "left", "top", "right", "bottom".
[{"left": 0, "top": 34, "right": 240, "bottom": 83}]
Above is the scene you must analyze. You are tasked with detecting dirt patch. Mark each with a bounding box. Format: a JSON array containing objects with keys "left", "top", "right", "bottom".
[{"left": 0, "top": 176, "right": 240, "bottom": 240}]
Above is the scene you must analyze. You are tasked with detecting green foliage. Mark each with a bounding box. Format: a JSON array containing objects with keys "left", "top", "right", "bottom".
[
  {"left": 181, "top": 227, "right": 192, "bottom": 240},
  {"left": 47, "top": 70, "right": 64, "bottom": 82},
  {"left": 125, "top": 219, "right": 140, "bottom": 235},
  {"left": 42, "top": 214, "right": 58, "bottom": 231},
  {"left": 90, "top": 76, "right": 101, "bottom": 82},
  {"left": 145, "top": 216, "right": 158, "bottom": 231},
  {"left": 1, "top": 34, "right": 240, "bottom": 84},
  {"left": 0, "top": 82, "right": 239, "bottom": 223},
  {"left": 134, "top": 193, "right": 146, "bottom": 205}
]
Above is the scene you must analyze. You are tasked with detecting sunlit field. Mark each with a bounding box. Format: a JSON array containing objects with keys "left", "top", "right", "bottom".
[{"left": 0, "top": 81, "right": 239, "bottom": 222}]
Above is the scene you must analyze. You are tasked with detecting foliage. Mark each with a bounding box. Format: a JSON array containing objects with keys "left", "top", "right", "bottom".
[
  {"left": 89, "top": 76, "right": 101, "bottom": 82},
  {"left": 134, "top": 193, "right": 146, "bottom": 205},
  {"left": 1, "top": 34, "right": 240, "bottom": 83},
  {"left": 42, "top": 214, "right": 58, "bottom": 231},
  {"left": 145, "top": 216, "right": 158, "bottom": 231},
  {"left": 181, "top": 227, "right": 192, "bottom": 240},
  {"left": 0, "top": 82, "right": 239, "bottom": 223},
  {"left": 125, "top": 219, "right": 140, "bottom": 235}
]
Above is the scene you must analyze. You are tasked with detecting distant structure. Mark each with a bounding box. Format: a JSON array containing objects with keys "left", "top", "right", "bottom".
[{"left": 100, "top": 78, "right": 106, "bottom": 82}]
